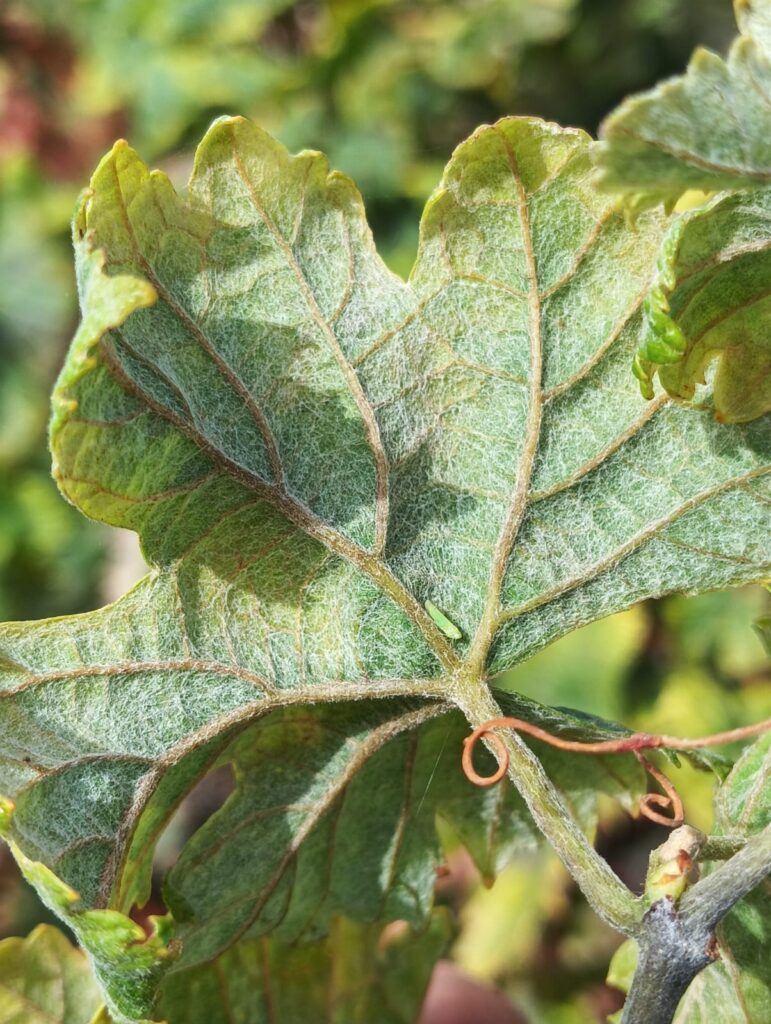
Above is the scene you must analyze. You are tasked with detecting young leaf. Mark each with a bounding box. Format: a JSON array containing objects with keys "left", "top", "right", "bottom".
[
  {"left": 155, "top": 913, "right": 450, "bottom": 1024},
  {"left": 0, "top": 925, "right": 104, "bottom": 1024},
  {"left": 0, "top": 116, "right": 769, "bottom": 1018},
  {"left": 597, "top": 0, "right": 771, "bottom": 207},
  {"left": 634, "top": 189, "right": 771, "bottom": 423}
]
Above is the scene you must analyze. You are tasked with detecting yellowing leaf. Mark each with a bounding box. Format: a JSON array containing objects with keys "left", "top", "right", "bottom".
[{"left": 0, "top": 925, "right": 103, "bottom": 1024}]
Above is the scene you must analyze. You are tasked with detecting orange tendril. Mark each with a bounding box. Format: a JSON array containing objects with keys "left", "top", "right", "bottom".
[
  {"left": 633, "top": 752, "right": 685, "bottom": 827},
  {"left": 462, "top": 716, "right": 771, "bottom": 828}
]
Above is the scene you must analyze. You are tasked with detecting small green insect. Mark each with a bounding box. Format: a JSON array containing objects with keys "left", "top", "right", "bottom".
[{"left": 424, "top": 599, "right": 462, "bottom": 640}]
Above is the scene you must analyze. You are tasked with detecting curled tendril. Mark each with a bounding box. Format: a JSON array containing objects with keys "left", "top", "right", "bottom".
[
  {"left": 462, "top": 730, "right": 509, "bottom": 787},
  {"left": 462, "top": 715, "right": 771, "bottom": 828},
  {"left": 633, "top": 752, "right": 684, "bottom": 827}
]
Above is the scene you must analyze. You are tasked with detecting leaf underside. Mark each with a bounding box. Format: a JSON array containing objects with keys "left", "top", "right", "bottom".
[
  {"left": 597, "top": 0, "right": 771, "bottom": 207},
  {"left": 155, "top": 912, "right": 450, "bottom": 1024},
  {"left": 0, "top": 114, "right": 768, "bottom": 1019}
]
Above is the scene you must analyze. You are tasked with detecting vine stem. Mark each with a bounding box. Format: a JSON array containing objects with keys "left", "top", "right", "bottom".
[
  {"left": 621, "top": 823, "right": 771, "bottom": 1024},
  {"left": 680, "top": 820, "right": 771, "bottom": 933},
  {"left": 619, "top": 900, "right": 715, "bottom": 1024},
  {"left": 455, "top": 682, "right": 643, "bottom": 934}
]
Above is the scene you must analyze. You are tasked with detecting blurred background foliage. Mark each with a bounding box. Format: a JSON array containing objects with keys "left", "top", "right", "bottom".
[{"left": 0, "top": 2, "right": 768, "bottom": 1021}]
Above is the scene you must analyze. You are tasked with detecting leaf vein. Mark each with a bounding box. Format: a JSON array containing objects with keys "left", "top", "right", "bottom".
[{"left": 498, "top": 465, "right": 771, "bottom": 626}]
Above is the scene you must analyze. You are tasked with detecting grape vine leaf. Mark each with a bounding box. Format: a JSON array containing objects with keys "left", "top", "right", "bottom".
[
  {"left": 156, "top": 912, "right": 450, "bottom": 1024},
  {"left": 0, "top": 924, "right": 104, "bottom": 1024},
  {"left": 157, "top": 694, "right": 642, "bottom": 969},
  {"left": 597, "top": 0, "right": 771, "bottom": 208},
  {"left": 633, "top": 188, "right": 771, "bottom": 423},
  {"left": 0, "top": 115, "right": 769, "bottom": 1020},
  {"left": 608, "top": 733, "right": 771, "bottom": 1021}
]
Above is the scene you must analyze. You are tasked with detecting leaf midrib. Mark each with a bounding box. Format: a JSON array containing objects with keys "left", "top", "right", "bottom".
[{"left": 465, "top": 126, "right": 544, "bottom": 676}]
